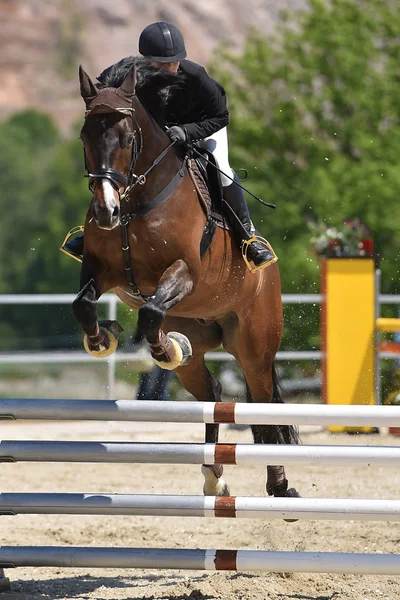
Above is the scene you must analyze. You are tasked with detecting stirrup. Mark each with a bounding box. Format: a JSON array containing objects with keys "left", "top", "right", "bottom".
[
  {"left": 60, "top": 225, "right": 84, "bottom": 263},
  {"left": 242, "top": 235, "right": 278, "bottom": 273}
]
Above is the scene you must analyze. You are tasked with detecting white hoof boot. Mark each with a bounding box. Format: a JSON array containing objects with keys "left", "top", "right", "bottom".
[
  {"left": 202, "top": 465, "right": 230, "bottom": 497},
  {"left": 83, "top": 320, "right": 123, "bottom": 359},
  {"left": 153, "top": 332, "right": 193, "bottom": 370},
  {"left": 83, "top": 327, "right": 118, "bottom": 358}
]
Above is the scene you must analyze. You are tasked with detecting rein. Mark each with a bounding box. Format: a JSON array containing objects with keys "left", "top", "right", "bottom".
[{"left": 84, "top": 104, "right": 184, "bottom": 300}]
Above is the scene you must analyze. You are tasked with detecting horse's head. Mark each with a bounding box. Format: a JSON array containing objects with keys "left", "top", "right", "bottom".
[{"left": 79, "top": 65, "right": 138, "bottom": 230}]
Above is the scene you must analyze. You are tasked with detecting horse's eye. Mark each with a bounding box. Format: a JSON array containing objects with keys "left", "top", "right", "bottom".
[{"left": 126, "top": 134, "right": 135, "bottom": 147}]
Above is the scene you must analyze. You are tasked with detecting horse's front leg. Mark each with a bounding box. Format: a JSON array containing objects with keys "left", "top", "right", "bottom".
[
  {"left": 72, "top": 259, "right": 123, "bottom": 358},
  {"left": 138, "top": 259, "right": 195, "bottom": 369}
]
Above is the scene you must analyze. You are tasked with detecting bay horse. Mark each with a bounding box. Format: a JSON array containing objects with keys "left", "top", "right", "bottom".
[{"left": 72, "top": 58, "right": 299, "bottom": 499}]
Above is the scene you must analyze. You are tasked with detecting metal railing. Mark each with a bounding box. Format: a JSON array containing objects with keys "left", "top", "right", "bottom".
[
  {"left": 0, "top": 294, "right": 322, "bottom": 398},
  {"left": 0, "top": 292, "right": 399, "bottom": 399}
]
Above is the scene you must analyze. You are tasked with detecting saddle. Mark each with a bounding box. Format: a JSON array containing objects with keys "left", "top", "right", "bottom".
[{"left": 187, "top": 147, "right": 229, "bottom": 259}]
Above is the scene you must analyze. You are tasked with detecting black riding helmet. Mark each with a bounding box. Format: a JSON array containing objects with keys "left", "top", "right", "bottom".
[{"left": 139, "top": 22, "right": 187, "bottom": 63}]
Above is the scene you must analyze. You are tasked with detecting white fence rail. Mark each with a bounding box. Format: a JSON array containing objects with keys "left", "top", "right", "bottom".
[
  {"left": 0, "top": 294, "right": 322, "bottom": 398},
  {"left": 0, "top": 293, "right": 399, "bottom": 399}
]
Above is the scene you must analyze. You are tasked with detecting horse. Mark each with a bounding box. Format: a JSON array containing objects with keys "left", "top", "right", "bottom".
[{"left": 72, "top": 57, "right": 300, "bottom": 499}]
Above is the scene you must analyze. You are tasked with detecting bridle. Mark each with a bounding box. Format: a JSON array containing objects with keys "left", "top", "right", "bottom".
[
  {"left": 84, "top": 107, "right": 145, "bottom": 201},
  {"left": 84, "top": 104, "right": 178, "bottom": 202}
]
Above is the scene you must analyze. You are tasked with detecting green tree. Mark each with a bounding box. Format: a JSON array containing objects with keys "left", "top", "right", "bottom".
[
  {"left": 0, "top": 110, "right": 60, "bottom": 294},
  {"left": 0, "top": 112, "right": 90, "bottom": 349},
  {"left": 212, "top": 0, "right": 400, "bottom": 299},
  {"left": 209, "top": 0, "right": 400, "bottom": 357}
]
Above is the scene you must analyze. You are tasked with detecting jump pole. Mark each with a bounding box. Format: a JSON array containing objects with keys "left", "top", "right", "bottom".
[
  {"left": 1, "top": 440, "right": 400, "bottom": 466},
  {"left": 321, "top": 257, "right": 376, "bottom": 433},
  {"left": 1, "top": 546, "right": 399, "bottom": 575},
  {"left": 1, "top": 493, "right": 400, "bottom": 521},
  {"left": 2, "top": 399, "right": 400, "bottom": 426}
]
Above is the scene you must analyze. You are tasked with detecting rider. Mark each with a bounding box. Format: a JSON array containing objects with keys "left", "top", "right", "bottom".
[{"left": 64, "top": 22, "right": 275, "bottom": 268}]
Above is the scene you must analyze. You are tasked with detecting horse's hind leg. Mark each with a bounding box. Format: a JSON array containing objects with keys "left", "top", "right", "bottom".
[
  {"left": 222, "top": 310, "right": 300, "bottom": 498},
  {"left": 245, "top": 370, "right": 300, "bottom": 498},
  {"left": 163, "top": 316, "right": 230, "bottom": 496},
  {"left": 177, "top": 359, "right": 230, "bottom": 496}
]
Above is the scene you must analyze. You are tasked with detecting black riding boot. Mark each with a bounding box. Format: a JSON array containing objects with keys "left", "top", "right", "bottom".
[
  {"left": 61, "top": 234, "right": 85, "bottom": 261},
  {"left": 223, "top": 173, "right": 276, "bottom": 268}
]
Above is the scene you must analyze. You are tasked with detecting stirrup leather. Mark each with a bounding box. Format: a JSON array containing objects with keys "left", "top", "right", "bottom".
[
  {"left": 59, "top": 225, "right": 84, "bottom": 263},
  {"left": 242, "top": 235, "right": 278, "bottom": 273}
]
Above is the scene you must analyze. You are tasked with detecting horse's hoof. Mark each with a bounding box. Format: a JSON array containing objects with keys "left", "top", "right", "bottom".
[
  {"left": 269, "top": 481, "right": 301, "bottom": 522},
  {"left": 204, "top": 482, "right": 230, "bottom": 497},
  {"left": 153, "top": 332, "right": 192, "bottom": 370},
  {"left": 282, "top": 488, "right": 301, "bottom": 522},
  {"left": 284, "top": 487, "right": 301, "bottom": 499},
  {"left": 84, "top": 325, "right": 119, "bottom": 358},
  {"left": 201, "top": 465, "right": 231, "bottom": 497},
  {"left": 217, "top": 481, "right": 231, "bottom": 497},
  {"left": 99, "top": 320, "right": 124, "bottom": 339},
  {"left": 168, "top": 332, "right": 192, "bottom": 365}
]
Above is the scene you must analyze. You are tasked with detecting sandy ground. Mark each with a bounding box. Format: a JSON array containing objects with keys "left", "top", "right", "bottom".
[{"left": 1, "top": 418, "right": 400, "bottom": 600}]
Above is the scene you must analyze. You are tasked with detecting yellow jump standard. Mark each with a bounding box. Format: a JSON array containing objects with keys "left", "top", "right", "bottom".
[{"left": 321, "top": 258, "right": 376, "bottom": 433}]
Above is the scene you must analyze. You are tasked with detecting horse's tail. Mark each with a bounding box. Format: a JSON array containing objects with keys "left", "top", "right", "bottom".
[{"left": 246, "top": 362, "right": 300, "bottom": 445}]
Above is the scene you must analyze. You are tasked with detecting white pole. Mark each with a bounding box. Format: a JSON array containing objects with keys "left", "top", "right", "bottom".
[
  {"left": 0, "top": 546, "right": 399, "bottom": 575},
  {"left": 1, "top": 493, "right": 400, "bottom": 521},
  {"left": 235, "top": 549, "right": 400, "bottom": 575},
  {"left": 2, "top": 399, "right": 400, "bottom": 426},
  {"left": 1, "top": 441, "right": 400, "bottom": 467}
]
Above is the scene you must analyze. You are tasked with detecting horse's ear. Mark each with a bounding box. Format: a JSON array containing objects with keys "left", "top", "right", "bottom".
[
  {"left": 79, "top": 65, "right": 98, "bottom": 105},
  {"left": 118, "top": 64, "right": 137, "bottom": 100}
]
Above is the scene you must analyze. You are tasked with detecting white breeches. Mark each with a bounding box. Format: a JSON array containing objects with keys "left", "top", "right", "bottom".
[{"left": 197, "top": 126, "right": 233, "bottom": 187}]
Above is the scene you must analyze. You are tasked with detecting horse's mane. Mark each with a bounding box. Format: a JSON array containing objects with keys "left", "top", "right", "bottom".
[{"left": 97, "top": 56, "right": 185, "bottom": 124}]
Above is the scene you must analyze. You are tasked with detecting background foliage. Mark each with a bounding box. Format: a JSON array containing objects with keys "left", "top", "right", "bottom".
[{"left": 210, "top": 0, "right": 400, "bottom": 353}]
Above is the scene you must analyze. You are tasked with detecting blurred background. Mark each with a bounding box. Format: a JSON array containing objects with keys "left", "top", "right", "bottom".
[{"left": 0, "top": 0, "right": 399, "bottom": 401}]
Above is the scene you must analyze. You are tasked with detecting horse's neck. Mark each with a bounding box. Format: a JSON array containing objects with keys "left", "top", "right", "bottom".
[
  {"left": 128, "top": 100, "right": 182, "bottom": 206},
  {"left": 137, "top": 101, "right": 167, "bottom": 155}
]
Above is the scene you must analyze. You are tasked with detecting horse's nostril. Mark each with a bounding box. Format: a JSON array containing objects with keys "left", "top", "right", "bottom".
[{"left": 112, "top": 206, "right": 120, "bottom": 218}]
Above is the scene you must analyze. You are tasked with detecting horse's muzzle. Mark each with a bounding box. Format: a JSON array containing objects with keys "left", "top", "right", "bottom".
[{"left": 92, "top": 202, "right": 120, "bottom": 230}]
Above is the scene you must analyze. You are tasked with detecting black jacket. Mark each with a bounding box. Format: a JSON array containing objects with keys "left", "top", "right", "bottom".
[{"left": 166, "top": 59, "right": 229, "bottom": 142}]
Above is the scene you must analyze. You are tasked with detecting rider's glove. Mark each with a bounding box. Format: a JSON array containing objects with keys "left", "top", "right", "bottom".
[{"left": 166, "top": 125, "right": 187, "bottom": 146}]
